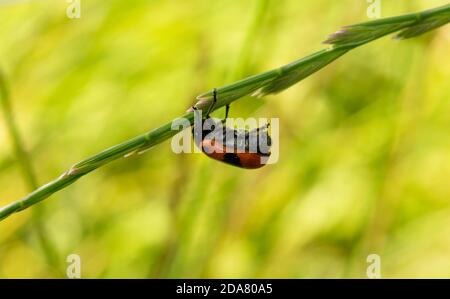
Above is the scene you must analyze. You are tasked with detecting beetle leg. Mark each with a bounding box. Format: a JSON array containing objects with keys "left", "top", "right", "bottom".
[
  {"left": 205, "top": 88, "right": 217, "bottom": 118},
  {"left": 225, "top": 104, "right": 230, "bottom": 119}
]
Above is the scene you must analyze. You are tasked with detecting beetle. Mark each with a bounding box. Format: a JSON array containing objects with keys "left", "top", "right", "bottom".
[{"left": 190, "top": 89, "right": 272, "bottom": 169}]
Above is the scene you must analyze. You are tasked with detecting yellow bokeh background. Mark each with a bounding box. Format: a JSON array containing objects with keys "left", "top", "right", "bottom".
[{"left": 0, "top": 0, "right": 449, "bottom": 278}]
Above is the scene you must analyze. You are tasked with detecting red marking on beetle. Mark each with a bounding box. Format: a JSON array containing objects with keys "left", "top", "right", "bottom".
[{"left": 193, "top": 120, "right": 271, "bottom": 169}]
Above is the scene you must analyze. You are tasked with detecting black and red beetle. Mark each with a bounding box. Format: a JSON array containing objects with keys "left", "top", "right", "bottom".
[{"left": 190, "top": 89, "right": 272, "bottom": 169}]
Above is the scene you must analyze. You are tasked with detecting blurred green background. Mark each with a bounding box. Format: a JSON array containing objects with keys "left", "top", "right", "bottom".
[{"left": 0, "top": 0, "right": 449, "bottom": 278}]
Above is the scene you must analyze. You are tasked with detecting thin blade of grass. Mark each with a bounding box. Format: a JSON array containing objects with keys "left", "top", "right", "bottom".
[{"left": 324, "top": 3, "right": 450, "bottom": 47}]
